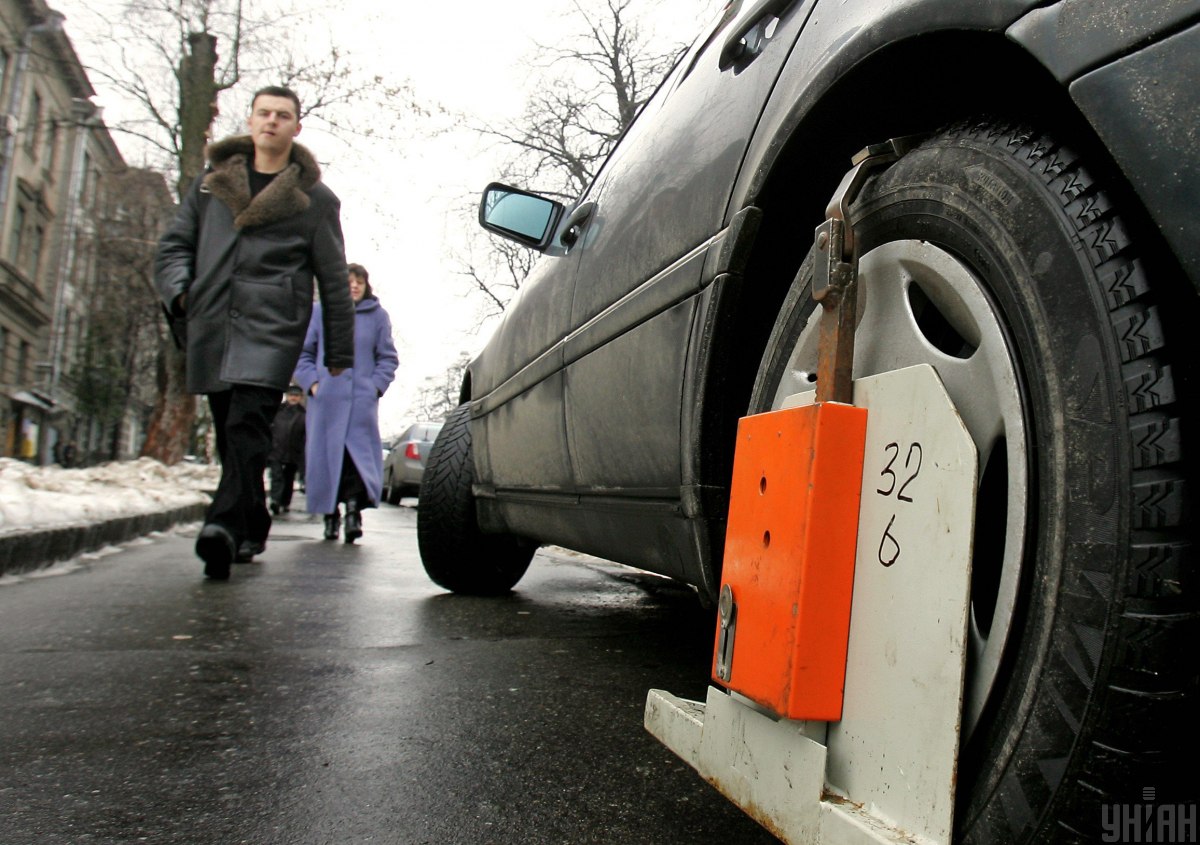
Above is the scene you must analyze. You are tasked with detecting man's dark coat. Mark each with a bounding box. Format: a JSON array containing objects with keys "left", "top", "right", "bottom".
[
  {"left": 155, "top": 135, "right": 355, "bottom": 394},
  {"left": 269, "top": 401, "right": 307, "bottom": 467}
]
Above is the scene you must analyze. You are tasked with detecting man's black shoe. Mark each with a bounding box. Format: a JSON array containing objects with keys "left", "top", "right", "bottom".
[
  {"left": 196, "top": 524, "right": 236, "bottom": 580},
  {"left": 269, "top": 500, "right": 281, "bottom": 515},
  {"left": 235, "top": 540, "right": 266, "bottom": 563}
]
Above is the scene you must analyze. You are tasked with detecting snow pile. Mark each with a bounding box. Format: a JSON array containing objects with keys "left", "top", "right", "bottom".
[{"left": 0, "top": 457, "right": 219, "bottom": 535}]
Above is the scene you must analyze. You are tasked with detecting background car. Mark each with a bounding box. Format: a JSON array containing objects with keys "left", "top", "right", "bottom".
[
  {"left": 381, "top": 421, "right": 443, "bottom": 504},
  {"left": 417, "top": 2, "right": 1197, "bottom": 842}
]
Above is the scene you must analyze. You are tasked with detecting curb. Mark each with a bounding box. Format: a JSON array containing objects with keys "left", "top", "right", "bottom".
[{"left": 0, "top": 502, "right": 209, "bottom": 578}]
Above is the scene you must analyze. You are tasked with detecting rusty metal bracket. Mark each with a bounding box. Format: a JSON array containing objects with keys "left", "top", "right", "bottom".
[{"left": 812, "top": 136, "right": 923, "bottom": 404}]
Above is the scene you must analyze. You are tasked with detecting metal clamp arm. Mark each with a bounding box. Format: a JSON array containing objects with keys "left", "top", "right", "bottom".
[{"left": 812, "top": 136, "right": 922, "bottom": 404}]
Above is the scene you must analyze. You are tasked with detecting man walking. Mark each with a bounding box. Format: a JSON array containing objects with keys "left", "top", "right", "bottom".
[
  {"left": 269, "top": 384, "right": 307, "bottom": 514},
  {"left": 155, "top": 85, "right": 354, "bottom": 580}
]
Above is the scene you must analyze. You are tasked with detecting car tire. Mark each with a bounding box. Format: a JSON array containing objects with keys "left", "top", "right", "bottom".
[
  {"left": 417, "top": 404, "right": 536, "bottom": 595},
  {"left": 749, "top": 121, "right": 1194, "bottom": 843}
]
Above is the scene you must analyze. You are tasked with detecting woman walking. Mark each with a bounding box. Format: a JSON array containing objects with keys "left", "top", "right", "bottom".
[{"left": 294, "top": 263, "right": 399, "bottom": 542}]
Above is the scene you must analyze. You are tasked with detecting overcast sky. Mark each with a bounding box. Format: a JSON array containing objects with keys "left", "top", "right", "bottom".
[{"left": 51, "top": 0, "right": 719, "bottom": 437}]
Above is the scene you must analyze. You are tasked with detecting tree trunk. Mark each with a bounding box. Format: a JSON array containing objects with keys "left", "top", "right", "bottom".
[
  {"left": 178, "top": 31, "right": 220, "bottom": 195},
  {"left": 140, "top": 342, "right": 195, "bottom": 464},
  {"left": 142, "top": 31, "right": 218, "bottom": 464}
]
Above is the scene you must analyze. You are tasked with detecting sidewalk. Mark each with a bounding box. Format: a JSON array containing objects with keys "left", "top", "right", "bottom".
[
  {"left": 0, "top": 502, "right": 208, "bottom": 577},
  {"left": 0, "top": 457, "right": 217, "bottom": 579}
]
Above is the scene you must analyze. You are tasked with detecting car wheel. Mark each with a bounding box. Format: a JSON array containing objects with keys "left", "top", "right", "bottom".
[
  {"left": 417, "top": 404, "right": 536, "bottom": 595},
  {"left": 750, "top": 122, "right": 1194, "bottom": 843}
]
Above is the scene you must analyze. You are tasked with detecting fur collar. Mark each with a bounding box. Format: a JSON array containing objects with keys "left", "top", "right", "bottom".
[{"left": 202, "top": 135, "right": 322, "bottom": 229}]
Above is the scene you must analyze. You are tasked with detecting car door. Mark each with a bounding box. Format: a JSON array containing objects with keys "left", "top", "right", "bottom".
[
  {"left": 563, "top": 0, "right": 815, "bottom": 495},
  {"left": 471, "top": 239, "right": 586, "bottom": 493}
]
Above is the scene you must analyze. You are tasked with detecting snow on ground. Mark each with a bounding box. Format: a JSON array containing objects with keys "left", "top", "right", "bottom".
[{"left": 0, "top": 457, "right": 219, "bottom": 535}]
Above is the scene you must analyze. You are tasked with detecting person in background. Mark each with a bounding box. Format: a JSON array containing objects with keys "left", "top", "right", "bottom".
[
  {"left": 268, "top": 384, "right": 307, "bottom": 514},
  {"left": 294, "top": 263, "right": 398, "bottom": 543},
  {"left": 154, "top": 84, "right": 355, "bottom": 579}
]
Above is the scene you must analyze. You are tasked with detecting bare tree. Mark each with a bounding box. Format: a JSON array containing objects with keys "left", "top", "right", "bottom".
[
  {"left": 456, "top": 0, "right": 685, "bottom": 317},
  {"left": 72, "top": 168, "right": 175, "bottom": 462},
  {"left": 484, "top": 0, "right": 682, "bottom": 200},
  {"left": 69, "top": 0, "right": 416, "bottom": 463},
  {"left": 409, "top": 352, "right": 470, "bottom": 423},
  {"left": 454, "top": 232, "right": 538, "bottom": 322}
]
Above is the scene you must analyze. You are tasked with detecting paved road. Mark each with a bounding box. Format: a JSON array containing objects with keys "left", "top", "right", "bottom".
[{"left": 0, "top": 499, "right": 780, "bottom": 845}]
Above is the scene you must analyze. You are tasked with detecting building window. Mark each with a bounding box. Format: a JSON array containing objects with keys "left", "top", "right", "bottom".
[
  {"left": 91, "top": 168, "right": 103, "bottom": 209},
  {"left": 0, "top": 325, "right": 7, "bottom": 382},
  {"left": 43, "top": 119, "right": 57, "bottom": 174},
  {"left": 81, "top": 152, "right": 94, "bottom": 207},
  {"left": 0, "top": 48, "right": 9, "bottom": 104},
  {"left": 26, "top": 91, "right": 42, "bottom": 156},
  {"left": 9, "top": 204, "right": 25, "bottom": 262},
  {"left": 68, "top": 312, "right": 83, "bottom": 368},
  {"left": 29, "top": 223, "right": 45, "bottom": 282},
  {"left": 18, "top": 340, "right": 30, "bottom": 384}
]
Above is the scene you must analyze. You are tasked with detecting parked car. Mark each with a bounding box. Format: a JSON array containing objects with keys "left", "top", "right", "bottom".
[
  {"left": 418, "top": 1, "right": 1197, "bottom": 842},
  {"left": 381, "top": 422, "right": 443, "bottom": 504}
]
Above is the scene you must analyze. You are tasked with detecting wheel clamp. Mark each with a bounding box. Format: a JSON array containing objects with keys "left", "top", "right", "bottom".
[{"left": 645, "top": 140, "right": 979, "bottom": 844}]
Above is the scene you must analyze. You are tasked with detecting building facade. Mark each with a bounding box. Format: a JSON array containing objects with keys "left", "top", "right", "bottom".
[{"left": 0, "top": 0, "right": 156, "bottom": 465}]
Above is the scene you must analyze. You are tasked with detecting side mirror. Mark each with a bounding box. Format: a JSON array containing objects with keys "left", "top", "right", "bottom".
[{"left": 478, "top": 183, "right": 564, "bottom": 251}]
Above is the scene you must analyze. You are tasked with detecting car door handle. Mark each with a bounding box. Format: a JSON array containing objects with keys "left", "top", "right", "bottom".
[
  {"left": 559, "top": 201, "right": 596, "bottom": 248},
  {"left": 719, "top": 0, "right": 796, "bottom": 70}
]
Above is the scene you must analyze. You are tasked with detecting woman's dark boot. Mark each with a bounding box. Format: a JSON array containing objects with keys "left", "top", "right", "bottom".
[
  {"left": 344, "top": 499, "right": 363, "bottom": 544},
  {"left": 323, "top": 508, "right": 340, "bottom": 540}
]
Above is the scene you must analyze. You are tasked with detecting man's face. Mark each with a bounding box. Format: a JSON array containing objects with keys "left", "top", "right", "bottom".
[
  {"left": 247, "top": 94, "right": 301, "bottom": 158},
  {"left": 287, "top": 392, "right": 302, "bottom": 404}
]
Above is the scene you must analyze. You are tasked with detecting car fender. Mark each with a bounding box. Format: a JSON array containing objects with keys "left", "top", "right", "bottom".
[{"left": 1012, "top": 9, "right": 1200, "bottom": 290}]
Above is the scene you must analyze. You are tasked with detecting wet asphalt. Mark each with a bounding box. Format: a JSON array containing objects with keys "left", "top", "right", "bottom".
[{"left": 0, "top": 498, "right": 781, "bottom": 845}]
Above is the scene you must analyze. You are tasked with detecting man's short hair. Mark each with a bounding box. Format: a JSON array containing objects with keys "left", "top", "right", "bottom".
[{"left": 250, "top": 85, "right": 301, "bottom": 117}]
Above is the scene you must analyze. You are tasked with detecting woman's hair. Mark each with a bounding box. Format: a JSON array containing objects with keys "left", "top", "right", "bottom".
[{"left": 348, "top": 263, "right": 373, "bottom": 299}]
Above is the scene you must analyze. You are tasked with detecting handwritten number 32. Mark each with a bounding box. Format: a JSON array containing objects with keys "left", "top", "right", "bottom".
[
  {"left": 875, "top": 442, "right": 922, "bottom": 567},
  {"left": 877, "top": 442, "right": 923, "bottom": 501}
]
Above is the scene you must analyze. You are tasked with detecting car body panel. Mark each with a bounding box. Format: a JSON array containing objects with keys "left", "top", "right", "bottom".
[
  {"left": 480, "top": 373, "right": 575, "bottom": 491},
  {"left": 567, "top": 0, "right": 812, "bottom": 332},
  {"left": 1064, "top": 23, "right": 1200, "bottom": 290},
  {"left": 567, "top": 298, "right": 698, "bottom": 492},
  {"left": 471, "top": 232, "right": 580, "bottom": 401},
  {"left": 470, "top": 237, "right": 582, "bottom": 494},
  {"left": 1007, "top": 0, "right": 1200, "bottom": 81},
  {"left": 469, "top": 0, "right": 1198, "bottom": 592},
  {"left": 560, "top": 2, "right": 813, "bottom": 498},
  {"left": 728, "top": 0, "right": 1047, "bottom": 214}
]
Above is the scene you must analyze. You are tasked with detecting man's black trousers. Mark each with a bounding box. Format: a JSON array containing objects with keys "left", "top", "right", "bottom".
[{"left": 206, "top": 386, "right": 281, "bottom": 546}]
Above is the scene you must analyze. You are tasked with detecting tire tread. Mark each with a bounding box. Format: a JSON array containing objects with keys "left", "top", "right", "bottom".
[{"left": 928, "top": 122, "right": 1194, "bottom": 841}]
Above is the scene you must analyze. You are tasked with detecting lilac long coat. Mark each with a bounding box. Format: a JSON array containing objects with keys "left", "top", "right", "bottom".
[{"left": 294, "top": 296, "right": 399, "bottom": 514}]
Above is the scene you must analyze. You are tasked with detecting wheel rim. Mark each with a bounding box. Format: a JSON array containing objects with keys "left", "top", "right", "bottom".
[{"left": 769, "top": 239, "right": 1029, "bottom": 738}]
